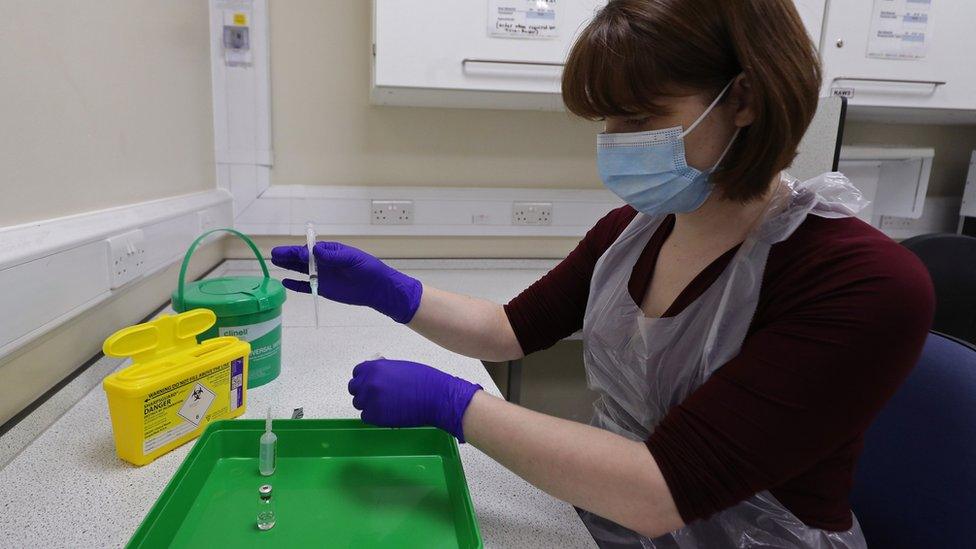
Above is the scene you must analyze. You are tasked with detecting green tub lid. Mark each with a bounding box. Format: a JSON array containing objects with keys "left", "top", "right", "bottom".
[
  {"left": 172, "top": 228, "right": 287, "bottom": 316},
  {"left": 173, "top": 276, "right": 286, "bottom": 316}
]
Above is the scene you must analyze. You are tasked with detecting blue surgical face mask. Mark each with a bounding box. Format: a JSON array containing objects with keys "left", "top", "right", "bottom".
[{"left": 596, "top": 80, "right": 739, "bottom": 217}]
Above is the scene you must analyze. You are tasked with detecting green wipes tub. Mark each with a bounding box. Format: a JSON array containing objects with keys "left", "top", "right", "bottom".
[{"left": 173, "top": 229, "right": 286, "bottom": 389}]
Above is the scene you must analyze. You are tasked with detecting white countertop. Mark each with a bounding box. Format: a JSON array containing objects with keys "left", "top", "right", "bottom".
[{"left": 0, "top": 259, "right": 596, "bottom": 548}]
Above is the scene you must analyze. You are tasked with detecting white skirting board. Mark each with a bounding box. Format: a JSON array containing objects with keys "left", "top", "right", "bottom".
[
  {"left": 0, "top": 190, "right": 233, "bottom": 360},
  {"left": 231, "top": 183, "right": 958, "bottom": 241},
  {"left": 234, "top": 184, "right": 624, "bottom": 237}
]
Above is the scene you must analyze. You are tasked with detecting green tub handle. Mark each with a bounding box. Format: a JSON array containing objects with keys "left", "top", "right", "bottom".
[{"left": 176, "top": 228, "right": 270, "bottom": 307}]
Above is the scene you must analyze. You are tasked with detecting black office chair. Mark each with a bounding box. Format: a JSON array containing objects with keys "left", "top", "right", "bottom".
[
  {"left": 901, "top": 233, "right": 976, "bottom": 345},
  {"left": 850, "top": 332, "right": 976, "bottom": 548}
]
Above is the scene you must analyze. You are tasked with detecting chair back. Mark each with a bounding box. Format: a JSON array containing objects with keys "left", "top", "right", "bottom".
[
  {"left": 850, "top": 332, "right": 976, "bottom": 549},
  {"left": 901, "top": 233, "right": 976, "bottom": 344}
]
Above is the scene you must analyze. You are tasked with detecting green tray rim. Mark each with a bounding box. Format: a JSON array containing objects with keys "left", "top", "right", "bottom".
[{"left": 127, "top": 418, "right": 483, "bottom": 548}]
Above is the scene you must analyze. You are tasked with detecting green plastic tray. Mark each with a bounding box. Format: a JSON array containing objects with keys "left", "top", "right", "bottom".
[{"left": 128, "top": 419, "right": 482, "bottom": 548}]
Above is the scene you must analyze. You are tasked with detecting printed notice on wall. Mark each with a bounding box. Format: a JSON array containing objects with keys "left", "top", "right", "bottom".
[
  {"left": 488, "top": 0, "right": 558, "bottom": 39},
  {"left": 866, "top": 0, "right": 932, "bottom": 60}
]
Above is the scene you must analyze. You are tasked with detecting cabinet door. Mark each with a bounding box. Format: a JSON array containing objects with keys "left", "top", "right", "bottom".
[
  {"left": 374, "top": 0, "right": 604, "bottom": 96},
  {"left": 819, "top": 0, "right": 976, "bottom": 112}
]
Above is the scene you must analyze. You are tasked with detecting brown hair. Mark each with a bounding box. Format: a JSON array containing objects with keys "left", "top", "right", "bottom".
[{"left": 562, "top": 0, "right": 822, "bottom": 201}]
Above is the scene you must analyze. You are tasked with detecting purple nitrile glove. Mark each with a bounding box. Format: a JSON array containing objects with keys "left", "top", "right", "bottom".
[
  {"left": 348, "top": 359, "right": 482, "bottom": 443},
  {"left": 271, "top": 242, "right": 423, "bottom": 324}
]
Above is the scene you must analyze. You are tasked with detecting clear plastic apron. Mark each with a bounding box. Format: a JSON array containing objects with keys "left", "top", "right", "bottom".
[{"left": 580, "top": 173, "right": 869, "bottom": 548}]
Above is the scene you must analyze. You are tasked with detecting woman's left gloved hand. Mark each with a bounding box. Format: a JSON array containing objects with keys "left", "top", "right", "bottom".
[
  {"left": 348, "top": 358, "right": 482, "bottom": 443},
  {"left": 271, "top": 242, "right": 422, "bottom": 324}
]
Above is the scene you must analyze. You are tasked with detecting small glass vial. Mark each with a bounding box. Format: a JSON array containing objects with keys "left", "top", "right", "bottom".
[{"left": 256, "top": 484, "right": 276, "bottom": 531}]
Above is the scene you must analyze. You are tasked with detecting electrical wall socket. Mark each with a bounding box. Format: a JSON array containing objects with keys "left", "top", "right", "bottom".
[
  {"left": 879, "top": 215, "right": 918, "bottom": 231},
  {"left": 371, "top": 200, "right": 414, "bottom": 225},
  {"left": 106, "top": 229, "right": 147, "bottom": 289},
  {"left": 512, "top": 202, "right": 553, "bottom": 225}
]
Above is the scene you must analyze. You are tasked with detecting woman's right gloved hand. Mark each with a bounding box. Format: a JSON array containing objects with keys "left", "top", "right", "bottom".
[{"left": 270, "top": 242, "right": 423, "bottom": 324}]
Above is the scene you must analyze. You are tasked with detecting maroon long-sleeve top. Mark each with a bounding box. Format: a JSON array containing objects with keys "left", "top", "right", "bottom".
[{"left": 504, "top": 205, "right": 934, "bottom": 531}]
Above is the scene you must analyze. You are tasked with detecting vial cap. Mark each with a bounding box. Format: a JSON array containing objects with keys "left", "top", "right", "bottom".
[{"left": 259, "top": 484, "right": 273, "bottom": 496}]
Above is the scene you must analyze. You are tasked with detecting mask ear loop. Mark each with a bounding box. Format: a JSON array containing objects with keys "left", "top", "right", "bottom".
[
  {"left": 679, "top": 78, "right": 737, "bottom": 138},
  {"left": 710, "top": 127, "right": 741, "bottom": 171}
]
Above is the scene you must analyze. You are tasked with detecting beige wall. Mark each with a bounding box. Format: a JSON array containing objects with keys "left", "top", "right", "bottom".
[
  {"left": 0, "top": 1, "right": 218, "bottom": 428},
  {"left": 0, "top": 0, "right": 215, "bottom": 226},
  {"left": 268, "top": 0, "right": 602, "bottom": 189}
]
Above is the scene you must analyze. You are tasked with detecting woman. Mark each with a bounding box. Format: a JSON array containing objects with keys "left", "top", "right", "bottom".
[{"left": 272, "top": 0, "right": 934, "bottom": 546}]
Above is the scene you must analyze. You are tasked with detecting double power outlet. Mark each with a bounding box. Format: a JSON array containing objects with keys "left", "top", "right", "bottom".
[
  {"left": 369, "top": 199, "right": 554, "bottom": 226},
  {"left": 512, "top": 202, "right": 553, "bottom": 225},
  {"left": 104, "top": 209, "right": 218, "bottom": 290},
  {"left": 107, "top": 229, "right": 147, "bottom": 289},
  {"left": 371, "top": 200, "right": 414, "bottom": 225}
]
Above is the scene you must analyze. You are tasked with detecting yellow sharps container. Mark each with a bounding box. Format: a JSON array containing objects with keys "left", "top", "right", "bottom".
[{"left": 102, "top": 309, "right": 250, "bottom": 466}]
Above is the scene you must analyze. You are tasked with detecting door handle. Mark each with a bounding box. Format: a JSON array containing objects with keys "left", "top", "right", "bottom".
[
  {"left": 462, "top": 58, "right": 564, "bottom": 68},
  {"left": 832, "top": 76, "right": 946, "bottom": 87}
]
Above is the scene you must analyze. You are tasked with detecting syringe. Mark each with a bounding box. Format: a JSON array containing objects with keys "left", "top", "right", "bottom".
[{"left": 306, "top": 221, "right": 320, "bottom": 328}]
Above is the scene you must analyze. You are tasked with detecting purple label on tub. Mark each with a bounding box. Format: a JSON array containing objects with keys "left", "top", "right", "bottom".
[{"left": 230, "top": 358, "right": 244, "bottom": 410}]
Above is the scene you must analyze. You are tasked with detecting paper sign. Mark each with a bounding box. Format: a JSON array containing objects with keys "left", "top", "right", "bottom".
[
  {"left": 866, "top": 0, "right": 932, "bottom": 60},
  {"left": 488, "top": 0, "right": 558, "bottom": 39}
]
